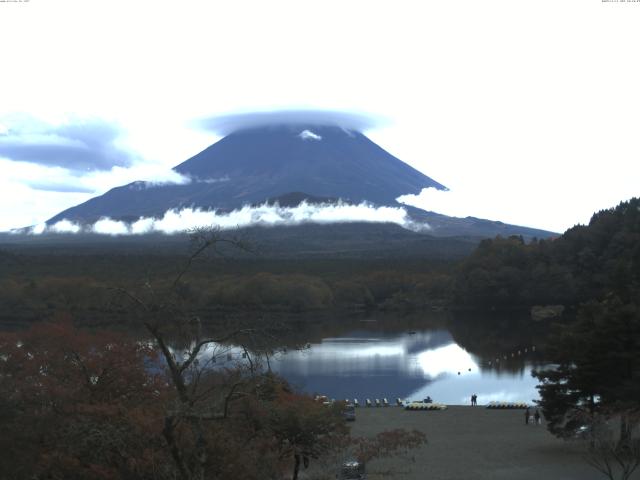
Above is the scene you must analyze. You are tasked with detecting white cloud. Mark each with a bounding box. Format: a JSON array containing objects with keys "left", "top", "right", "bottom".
[
  {"left": 299, "top": 129, "right": 322, "bottom": 141},
  {"left": 0, "top": 158, "right": 194, "bottom": 231},
  {"left": 49, "top": 219, "right": 81, "bottom": 234},
  {"left": 130, "top": 217, "right": 156, "bottom": 235},
  {"left": 398, "top": 187, "right": 476, "bottom": 220},
  {"left": 30, "top": 223, "right": 46, "bottom": 235},
  {"left": 92, "top": 218, "right": 130, "bottom": 235},
  {"left": 26, "top": 201, "right": 430, "bottom": 236},
  {"left": 398, "top": 185, "right": 570, "bottom": 234}
]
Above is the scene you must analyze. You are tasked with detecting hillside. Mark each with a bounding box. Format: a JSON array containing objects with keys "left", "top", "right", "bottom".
[{"left": 453, "top": 197, "right": 640, "bottom": 309}]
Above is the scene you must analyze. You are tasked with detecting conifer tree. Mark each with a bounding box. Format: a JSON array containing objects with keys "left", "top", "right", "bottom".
[{"left": 534, "top": 295, "right": 640, "bottom": 440}]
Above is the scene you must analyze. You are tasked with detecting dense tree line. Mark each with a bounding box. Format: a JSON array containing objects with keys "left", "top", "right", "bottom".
[
  {"left": 448, "top": 198, "right": 640, "bottom": 465},
  {"left": 454, "top": 198, "right": 640, "bottom": 309},
  {"left": 1, "top": 199, "right": 636, "bottom": 320},
  {"left": 523, "top": 199, "right": 640, "bottom": 477},
  {"left": 0, "top": 265, "right": 454, "bottom": 325}
]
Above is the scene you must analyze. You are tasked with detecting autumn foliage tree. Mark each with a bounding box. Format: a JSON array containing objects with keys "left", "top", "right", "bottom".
[
  {"left": 262, "top": 387, "right": 349, "bottom": 480},
  {"left": 0, "top": 319, "right": 350, "bottom": 480},
  {"left": 0, "top": 317, "right": 170, "bottom": 480}
]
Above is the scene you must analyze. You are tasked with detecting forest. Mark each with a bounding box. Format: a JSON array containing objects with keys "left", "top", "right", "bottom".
[
  {"left": 454, "top": 197, "right": 639, "bottom": 310},
  {"left": 1, "top": 199, "right": 638, "bottom": 323},
  {"left": 0, "top": 249, "right": 456, "bottom": 326},
  {"left": 0, "top": 198, "right": 638, "bottom": 479},
  {"left": 455, "top": 199, "right": 640, "bottom": 455}
]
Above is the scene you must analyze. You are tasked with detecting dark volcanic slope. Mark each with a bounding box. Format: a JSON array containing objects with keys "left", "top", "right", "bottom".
[
  {"left": 48, "top": 125, "right": 445, "bottom": 224},
  {"left": 174, "top": 125, "right": 446, "bottom": 203}
]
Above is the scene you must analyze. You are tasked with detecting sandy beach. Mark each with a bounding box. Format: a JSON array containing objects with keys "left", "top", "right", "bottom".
[{"left": 325, "top": 405, "right": 638, "bottom": 480}]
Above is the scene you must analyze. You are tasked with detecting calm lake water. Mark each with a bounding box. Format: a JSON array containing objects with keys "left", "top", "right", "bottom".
[
  {"left": 267, "top": 327, "right": 542, "bottom": 406},
  {"left": 1, "top": 312, "right": 542, "bottom": 406}
]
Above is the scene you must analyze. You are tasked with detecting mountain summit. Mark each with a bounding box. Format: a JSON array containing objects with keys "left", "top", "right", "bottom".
[
  {"left": 48, "top": 125, "right": 445, "bottom": 224},
  {"left": 46, "top": 120, "right": 554, "bottom": 240},
  {"left": 174, "top": 125, "right": 446, "bottom": 207}
]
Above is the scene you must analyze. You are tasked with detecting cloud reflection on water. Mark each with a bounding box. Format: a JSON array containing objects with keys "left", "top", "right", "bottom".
[{"left": 270, "top": 329, "right": 541, "bottom": 405}]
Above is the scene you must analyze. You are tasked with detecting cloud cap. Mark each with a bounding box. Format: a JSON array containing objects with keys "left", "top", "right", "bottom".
[{"left": 197, "top": 109, "right": 387, "bottom": 136}]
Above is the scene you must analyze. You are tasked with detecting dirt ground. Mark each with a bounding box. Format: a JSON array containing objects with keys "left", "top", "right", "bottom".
[{"left": 310, "top": 406, "right": 639, "bottom": 480}]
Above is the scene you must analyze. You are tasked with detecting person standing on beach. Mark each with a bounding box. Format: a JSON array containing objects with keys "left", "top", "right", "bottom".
[{"left": 525, "top": 407, "right": 530, "bottom": 425}]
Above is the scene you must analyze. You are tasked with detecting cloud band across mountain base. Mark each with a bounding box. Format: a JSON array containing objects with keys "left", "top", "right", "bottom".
[{"left": 27, "top": 202, "right": 430, "bottom": 235}]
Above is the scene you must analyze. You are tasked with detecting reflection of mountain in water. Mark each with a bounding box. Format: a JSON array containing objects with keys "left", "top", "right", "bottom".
[
  {"left": 447, "top": 311, "right": 546, "bottom": 374},
  {"left": 267, "top": 323, "right": 542, "bottom": 403},
  {"left": 271, "top": 330, "right": 469, "bottom": 399}
]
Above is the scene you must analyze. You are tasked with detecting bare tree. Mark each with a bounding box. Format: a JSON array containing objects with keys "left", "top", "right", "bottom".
[
  {"left": 582, "top": 412, "right": 640, "bottom": 480},
  {"left": 112, "top": 227, "right": 277, "bottom": 480}
]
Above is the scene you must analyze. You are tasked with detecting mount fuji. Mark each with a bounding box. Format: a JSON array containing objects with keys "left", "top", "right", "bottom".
[{"left": 45, "top": 120, "right": 553, "bottom": 241}]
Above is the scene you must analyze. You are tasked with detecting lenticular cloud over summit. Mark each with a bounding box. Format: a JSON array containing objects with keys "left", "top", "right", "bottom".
[
  {"left": 197, "top": 109, "right": 385, "bottom": 135},
  {"left": 29, "top": 201, "right": 430, "bottom": 236}
]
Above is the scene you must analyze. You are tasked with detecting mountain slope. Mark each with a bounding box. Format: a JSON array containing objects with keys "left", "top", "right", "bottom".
[
  {"left": 45, "top": 123, "right": 556, "bottom": 240},
  {"left": 48, "top": 125, "right": 445, "bottom": 224}
]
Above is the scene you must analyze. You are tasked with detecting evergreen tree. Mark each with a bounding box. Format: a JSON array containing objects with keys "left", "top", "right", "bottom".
[
  {"left": 455, "top": 197, "right": 640, "bottom": 309},
  {"left": 533, "top": 295, "right": 640, "bottom": 439}
]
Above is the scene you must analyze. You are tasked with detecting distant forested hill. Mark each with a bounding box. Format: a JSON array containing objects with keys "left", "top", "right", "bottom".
[{"left": 453, "top": 198, "right": 640, "bottom": 309}]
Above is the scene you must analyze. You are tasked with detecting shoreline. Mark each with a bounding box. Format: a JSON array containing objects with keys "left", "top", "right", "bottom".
[{"left": 337, "top": 405, "right": 630, "bottom": 480}]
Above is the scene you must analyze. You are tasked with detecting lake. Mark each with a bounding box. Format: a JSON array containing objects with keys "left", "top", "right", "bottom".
[
  {"left": 0, "top": 311, "right": 544, "bottom": 406},
  {"left": 267, "top": 326, "right": 543, "bottom": 406}
]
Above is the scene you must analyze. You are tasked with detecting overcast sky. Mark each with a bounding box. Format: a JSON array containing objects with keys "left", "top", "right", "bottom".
[{"left": 1, "top": 0, "right": 638, "bottom": 233}]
